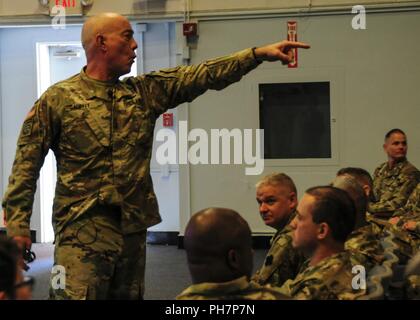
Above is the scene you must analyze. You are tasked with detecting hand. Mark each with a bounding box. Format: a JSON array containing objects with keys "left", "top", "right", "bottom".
[
  {"left": 403, "top": 221, "right": 417, "bottom": 231},
  {"left": 13, "top": 236, "right": 32, "bottom": 251},
  {"left": 254, "top": 40, "right": 310, "bottom": 63},
  {"left": 389, "top": 217, "right": 400, "bottom": 225},
  {"left": 2, "top": 209, "right": 6, "bottom": 226}
]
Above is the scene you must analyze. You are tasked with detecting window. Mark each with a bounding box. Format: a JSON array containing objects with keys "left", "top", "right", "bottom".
[{"left": 259, "top": 82, "right": 331, "bottom": 159}]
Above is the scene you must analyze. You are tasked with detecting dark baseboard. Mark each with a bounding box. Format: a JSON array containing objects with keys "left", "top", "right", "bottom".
[
  {"left": 252, "top": 235, "right": 272, "bottom": 249},
  {"left": 146, "top": 231, "right": 179, "bottom": 246},
  {"left": 177, "top": 234, "right": 272, "bottom": 250},
  {"left": 0, "top": 227, "right": 37, "bottom": 243}
]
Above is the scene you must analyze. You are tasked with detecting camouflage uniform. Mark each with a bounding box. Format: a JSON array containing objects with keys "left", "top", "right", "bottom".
[
  {"left": 2, "top": 48, "right": 261, "bottom": 299},
  {"left": 176, "top": 276, "right": 288, "bottom": 300},
  {"left": 406, "top": 275, "right": 420, "bottom": 299},
  {"left": 394, "top": 184, "right": 420, "bottom": 220},
  {"left": 393, "top": 184, "right": 420, "bottom": 253},
  {"left": 252, "top": 212, "right": 305, "bottom": 287},
  {"left": 368, "top": 160, "right": 419, "bottom": 218},
  {"left": 278, "top": 251, "right": 366, "bottom": 300},
  {"left": 345, "top": 223, "right": 385, "bottom": 272}
]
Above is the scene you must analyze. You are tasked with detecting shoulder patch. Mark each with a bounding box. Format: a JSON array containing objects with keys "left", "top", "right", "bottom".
[{"left": 21, "top": 119, "right": 33, "bottom": 137}]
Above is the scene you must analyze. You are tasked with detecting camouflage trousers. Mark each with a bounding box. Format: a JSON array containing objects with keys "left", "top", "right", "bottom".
[
  {"left": 406, "top": 275, "right": 420, "bottom": 299},
  {"left": 49, "top": 205, "right": 146, "bottom": 300}
]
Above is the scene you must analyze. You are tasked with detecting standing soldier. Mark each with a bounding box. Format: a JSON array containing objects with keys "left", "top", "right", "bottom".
[{"left": 1, "top": 12, "right": 310, "bottom": 299}]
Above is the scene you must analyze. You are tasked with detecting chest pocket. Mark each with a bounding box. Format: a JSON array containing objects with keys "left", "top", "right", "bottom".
[
  {"left": 126, "top": 99, "right": 155, "bottom": 148},
  {"left": 62, "top": 104, "right": 110, "bottom": 155}
]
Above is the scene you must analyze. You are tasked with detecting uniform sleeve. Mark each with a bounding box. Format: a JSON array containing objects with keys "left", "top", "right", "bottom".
[
  {"left": 368, "top": 173, "right": 418, "bottom": 215},
  {"left": 393, "top": 184, "right": 420, "bottom": 217},
  {"left": 134, "top": 48, "right": 261, "bottom": 116},
  {"left": 277, "top": 277, "right": 323, "bottom": 300},
  {"left": 258, "top": 232, "right": 304, "bottom": 287},
  {"left": 371, "top": 165, "right": 382, "bottom": 202},
  {"left": 2, "top": 94, "right": 57, "bottom": 238}
]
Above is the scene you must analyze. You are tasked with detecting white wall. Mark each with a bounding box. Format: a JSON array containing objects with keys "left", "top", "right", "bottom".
[
  {"left": 0, "top": 22, "right": 180, "bottom": 236},
  {"left": 184, "top": 11, "right": 420, "bottom": 234}
]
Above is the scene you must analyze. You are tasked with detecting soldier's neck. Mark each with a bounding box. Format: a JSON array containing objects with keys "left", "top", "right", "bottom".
[
  {"left": 309, "top": 243, "right": 344, "bottom": 267},
  {"left": 387, "top": 157, "right": 406, "bottom": 169},
  {"left": 85, "top": 63, "right": 118, "bottom": 82}
]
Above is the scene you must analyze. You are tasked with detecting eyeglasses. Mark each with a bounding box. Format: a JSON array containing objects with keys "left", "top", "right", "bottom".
[
  {"left": 14, "top": 275, "right": 35, "bottom": 290},
  {"left": 22, "top": 249, "right": 36, "bottom": 271}
]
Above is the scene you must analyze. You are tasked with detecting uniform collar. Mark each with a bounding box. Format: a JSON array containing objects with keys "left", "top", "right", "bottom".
[
  {"left": 80, "top": 68, "right": 139, "bottom": 102},
  {"left": 80, "top": 67, "right": 119, "bottom": 101},
  {"left": 275, "top": 210, "right": 297, "bottom": 236},
  {"left": 385, "top": 158, "right": 408, "bottom": 175}
]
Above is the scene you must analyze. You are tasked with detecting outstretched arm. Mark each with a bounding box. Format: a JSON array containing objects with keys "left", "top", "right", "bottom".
[{"left": 135, "top": 40, "right": 310, "bottom": 115}]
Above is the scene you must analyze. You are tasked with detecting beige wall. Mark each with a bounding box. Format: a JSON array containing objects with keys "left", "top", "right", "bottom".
[{"left": 1, "top": 0, "right": 420, "bottom": 19}]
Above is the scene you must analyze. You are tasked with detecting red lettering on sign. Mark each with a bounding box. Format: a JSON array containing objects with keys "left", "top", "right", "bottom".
[{"left": 55, "top": 0, "right": 77, "bottom": 7}]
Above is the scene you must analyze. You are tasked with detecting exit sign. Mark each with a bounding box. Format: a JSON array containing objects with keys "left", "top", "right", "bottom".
[{"left": 50, "top": 0, "right": 83, "bottom": 16}]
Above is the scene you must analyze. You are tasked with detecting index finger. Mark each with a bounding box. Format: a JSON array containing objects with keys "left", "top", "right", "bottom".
[{"left": 286, "top": 41, "right": 310, "bottom": 49}]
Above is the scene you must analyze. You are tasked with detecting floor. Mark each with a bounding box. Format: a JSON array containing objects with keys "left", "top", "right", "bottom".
[{"left": 27, "top": 243, "right": 267, "bottom": 300}]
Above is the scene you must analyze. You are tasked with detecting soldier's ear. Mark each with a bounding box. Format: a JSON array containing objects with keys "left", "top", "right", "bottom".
[
  {"left": 317, "top": 222, "right": 329, "bottom": 240},
  {"left": 227, "top": 249, "right": 240, "bottom": 271},
  {"left": 289, "top": 192, "right": 298, "bottom": 209},
  {"left": 96, "top": 34, "right": 106, "bottom": 52}
]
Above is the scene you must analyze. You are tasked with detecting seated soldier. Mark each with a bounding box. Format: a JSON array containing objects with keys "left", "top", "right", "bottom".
[
  {"left": 278, "top": 186, "right": 366, "bottom": 300},
  {"left": 0, "top": 236, "right": 32, "bottom": 300},
  {"left": 177, "top": 208, "right": 288, "bottom": 300},
  {"left": 368, "top": 129, "right": 419, "bottom": 219},
  {"left": 332, "top": 175, "right": 384, "bottom": 271},
  {"left": 252, "top": 173, "right": 305, "bottom": 287},
  {"left": 335, "top": 168, "right": 417, "bottom": 263},
  {"left": 336, "top": 167, "right": 382, "bottom": 232}
]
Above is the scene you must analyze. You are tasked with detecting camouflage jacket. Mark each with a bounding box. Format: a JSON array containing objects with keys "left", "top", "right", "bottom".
[
  {"left": 278, "top": 251, "right": 366, "bottom": 300},
  {"left": 176, "top": 276, "right": 288, "bottom": 300},
  {"left": 406, "top": 275, "right": 420, "bottom": 300},
  {"left": 252, "top": 212, "right": 305, "bottom": 287},
  {"left": 2, "top": 48, "right": 261, "bottom": 237},
  {"left": 368, "top": 160, "right": 419, "bottom": 217},
  {"left": 345, "top": 223, "right": 385, "bottom": 271},
  {"left": 395, "top": 184, "right": 420, "bottom": 238},
  {"left": 394, "top": 183, "right": 420, "bottom": 219}
]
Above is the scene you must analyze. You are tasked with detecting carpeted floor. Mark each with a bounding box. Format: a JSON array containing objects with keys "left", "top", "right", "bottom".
[{"left": 27, "top": 243, "right": 267, "bottom": 300}]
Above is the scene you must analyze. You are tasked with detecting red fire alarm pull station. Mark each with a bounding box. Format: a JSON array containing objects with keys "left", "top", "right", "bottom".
[
  {"left": 287, "top": 21, "right": 298, "bottom": 68},
  {"left": 163, "top": 113, "right": 174, "bottom": 127},
  {"left": 183, "top": 22, "right": 198, "bottom": 36}
]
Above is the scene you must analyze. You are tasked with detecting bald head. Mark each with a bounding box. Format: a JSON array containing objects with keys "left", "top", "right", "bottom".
[
  {"left": 185, "top": 208, "right": 251, "bottom": 257},
  {"left": 184, "top": 208, "right": 253, "bottom": 283},
  {"left": 82, "top": 13, "right": 128, "bottom": 52},
  {"left": 81, "top": 13, "right": 137, "bottom": 80}
]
